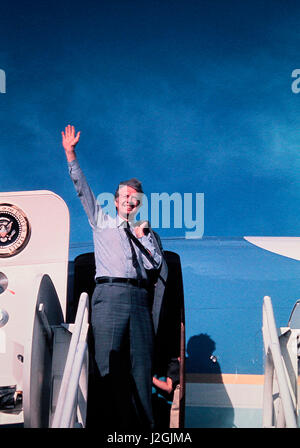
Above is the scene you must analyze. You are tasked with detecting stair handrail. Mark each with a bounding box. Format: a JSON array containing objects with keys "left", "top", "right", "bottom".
[
  {"left": 262, "top": 295, "right": 298, "bottom": 428},
  {"left": 51, "top": 292, "right": 89, "bottom": 428}
]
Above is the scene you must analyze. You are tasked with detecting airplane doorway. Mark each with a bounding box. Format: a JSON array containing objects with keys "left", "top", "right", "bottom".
[{"left": 71, "top": 250, "right": 185, "bottom": 429}]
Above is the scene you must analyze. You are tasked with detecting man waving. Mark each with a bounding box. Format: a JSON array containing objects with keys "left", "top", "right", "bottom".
[{"left": 62, "top": 125, "right": 167, "bottom": 429}]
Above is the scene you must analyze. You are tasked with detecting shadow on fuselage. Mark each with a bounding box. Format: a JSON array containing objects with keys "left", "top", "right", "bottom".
[
  {"left": 186, "top": 333, "right": 221, "bottom": 374},
  {"left": 185, "top": 333, "right": 235, "bottom": 428}
]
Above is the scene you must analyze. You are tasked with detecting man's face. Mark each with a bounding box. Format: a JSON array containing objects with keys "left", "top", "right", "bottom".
[{"left": 115, "top": 185, "right": 142, "bottom": 220}]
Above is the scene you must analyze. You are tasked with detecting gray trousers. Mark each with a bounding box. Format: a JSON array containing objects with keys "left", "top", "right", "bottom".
[{"left": 91, "top": 282, "right": 154, "bottom": 429}]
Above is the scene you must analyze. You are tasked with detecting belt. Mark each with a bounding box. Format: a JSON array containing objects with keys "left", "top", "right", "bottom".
[{"left": 95, "top": 276, "right": 150, "bottom": 289}]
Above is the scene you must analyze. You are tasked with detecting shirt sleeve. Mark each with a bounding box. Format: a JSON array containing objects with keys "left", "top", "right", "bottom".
[
  {"left": 68, "top": 159, "right": 107, "bottom": 229},
  {"left": 140, "top": 233, "right": 162, "bottom": 270}
]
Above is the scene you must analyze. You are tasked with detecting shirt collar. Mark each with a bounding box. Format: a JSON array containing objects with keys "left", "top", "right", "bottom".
[{"left": 116, "top": 214, "right": 134, "bottom": 229}]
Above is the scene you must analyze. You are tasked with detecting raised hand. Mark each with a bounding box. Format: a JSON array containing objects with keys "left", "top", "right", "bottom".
[{"left": 61, "top": 124, "right": 81, "bottom": 162}]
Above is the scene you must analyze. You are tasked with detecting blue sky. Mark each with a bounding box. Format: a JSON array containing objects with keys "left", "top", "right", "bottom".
[{"left": 0, "top": 0, "right": 299, "bottom": 242}]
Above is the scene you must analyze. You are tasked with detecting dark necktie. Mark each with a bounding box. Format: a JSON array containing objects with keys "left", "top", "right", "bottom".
[
  {"left": 123, "top": 222, "right": 143, "bottom": 279},
  {"left": 124, "top": 225, "right": 160, "bottom": 270}
]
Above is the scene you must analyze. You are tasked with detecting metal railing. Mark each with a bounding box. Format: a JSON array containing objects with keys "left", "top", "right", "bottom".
[
  {"left": 51, "top": 292, "right": 89, "bottom": 428},
  {"left": 262, "top": 295, "right": 298, "bottom": 428}
]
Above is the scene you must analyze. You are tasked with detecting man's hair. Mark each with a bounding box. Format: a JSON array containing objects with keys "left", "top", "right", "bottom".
[{"left": 114, "top": 178, "right": 144, "bottom": 199}]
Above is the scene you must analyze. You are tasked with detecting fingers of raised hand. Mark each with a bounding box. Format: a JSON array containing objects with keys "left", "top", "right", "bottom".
[
  {"left": 74, "top": 131, "right": 81, "bottom": 143},
  {"left": 62, "top": 125, "right": 80, "bottom": 142},
  {"left": 64, "top": 124, "right": 73, "bottom": 138}
]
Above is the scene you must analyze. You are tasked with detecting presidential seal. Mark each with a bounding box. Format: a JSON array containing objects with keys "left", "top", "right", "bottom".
[{"left": 0, "top": 204, "right": 31, "bottom": 257}]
